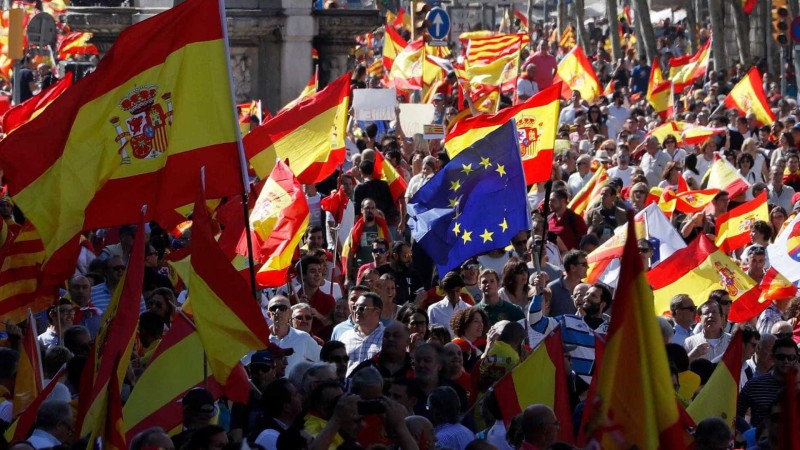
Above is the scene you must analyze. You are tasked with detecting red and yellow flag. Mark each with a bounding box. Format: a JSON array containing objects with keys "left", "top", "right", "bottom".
[
  {"left": 4, "top": 366, "right": 66, "bottom": 443},
  {"left": 101, "top": 355, "right": 127, "bottom": 450},
  {"left": 715, "top": 191, "right": 769, "bottom": 253},
  {"left": 559, "top": 25, "right": 576, "bottom": 50},
  {"left": 78, "top": 216, "right": 145, "bottom": 439},
  {"left": 2, "top": 72, "right": 73, "bottom": 134},
  {"left": 728, "top": 266, "right": 796, "bottom": 323},
  {"left": 647, "top": 59, "right": 664, "bottom": 99},
  {"left": 681, "top": 125, "right": 727, "bottom": 146},
  {"left": 12, "top": 309, "right": 43, "bottom": 416},
  {"left": 278, "top": 68, "right": 318, "bottom": 115},
  {"left": 188, "top": 181, "right": 271, "bottom": 403},
  {"left": 669, "top": 38, "right": 711, "bottom": 92},
  {"left": 494, "top": 328, "right": 574, "bottom": 442},
  {"left": 248, "top": 160, "right": 310, "bottom": 287},
  {"left": 706, "top": 158, "right": 751, "bottom": 198},
  {"left": 123, "top": 313, "right": 232, "bottom": 439},
  {"left": 743, "top": 0, "right": 757, "bottom": 14},
  {"left": 446, "top": 83, "right": 561, "bottom": 185},
  {"left": 687, "top": 331, "right": 743, "bottom": 425},
  {"left": 647, "top": 234, "right": 760, "bottom": 317},
  {"left": 57, "top": 32, "right": 99, "bottom": 60},
  {"left": 0, "top": 222, "right": 48, "bottom": 325},
  {"left": 382, "top": 24, "right": 408, "bottom": 73},
  {"left": 513, "top": 9, "right": 528, "bottom": 30},
  {"left": 723, "top": 67, "right": 775, "bottom": 126},
  {"left": 648, "top": 80, "right": 674, "bottom": 121},
  {"left": 568, "top": 166, "right": 608, "bottom": 216},
  {"left": 373, "top": 150, "right": 408, "bottom": 202},
  {"left": 554, "top": 45, "right": 601, "bottom": 102},
  {"left": 583, "top": 213, "right": 689, "bottom": 449},
  {"left": 246, "top": 73, "right": 349, "bottom": 185},
  {"left": 0, "top": 0, "right": 245, "bottom": 292},
  {"left": 465, "top": 33, "right": 529, "bottom": 68}
]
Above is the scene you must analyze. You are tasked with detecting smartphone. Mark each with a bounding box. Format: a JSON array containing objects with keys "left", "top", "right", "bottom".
[{"left": 357, "top": 400, "right": 386, "bottom": 416}]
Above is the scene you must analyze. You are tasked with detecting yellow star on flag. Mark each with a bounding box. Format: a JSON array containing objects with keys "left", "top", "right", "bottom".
[
  {"left": 450, "top": 179, "right": 462, "bottom": 192},
  {"left": 462, "top": 229, "right": 472, "bottom": 244},
  {"left": 480, "top": 157, "right": 492, "bottom": 169},
  {"left": 453, "top": 222, "right": 461, "bottom": 236},
  {"left": 480, "top": 229, "right": 494, "bottom": 243},
  {"left": 495, "top": 164, "right": 506, "bottom": 177},
  {"left": 449, "top": 197, "right": 460, "bottom": 208},
  {"left": 461, "top": 163, "right": 474, "bottom": 176},
  {"left": 499, "top": 218, "right": 508, "bottom": 232}
]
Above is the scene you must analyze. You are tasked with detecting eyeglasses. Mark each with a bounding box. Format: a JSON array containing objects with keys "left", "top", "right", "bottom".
[
  {"left": 293, "top": 315, "right": 313, "bottom": 321},
  {"left": 268, "top": 304, "right": 289, "bottom": 313},
  {"left": 372, "top": 248, "right": 387, "bottom": 254},
  {"left": 463, "top": 264, "right": 479, "bottom": 270},
  {"left": 773, "top": 353, "right": 798, "bottom": 362},
  {"left": 602, "top": 147, "right": 615, "bottom": 151},
  {"left": 354, "top": 305, "right": 378, "bottom": 314},
  {"left": 678, "top": 305, "right": 697, "bottom": 312}
]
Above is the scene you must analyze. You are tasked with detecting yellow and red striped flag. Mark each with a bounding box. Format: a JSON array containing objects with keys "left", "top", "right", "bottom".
[
  {"left": 648, "top": 80, "right": 674, "bottom": 120},
  {"left": 12, "top": 309, "right": 43, "bottom": 417},
  {"left": 246, "top": 73, "right": 349, "bottom": 184},
  {"left": 554, "top": 45, "right": 601, "bottom": 102},
  {"left": 706, "top": 158, "right": 751, "bottom": 198},
  {"left": 0, "top": 222, "right": 48, "bottom": 325},
  {"left": 493, "top": 328, "right": 574, "bottom": 442},
  {"left": 237, "top": 99, "right": 262, "bottom": 135},
  {"left": 187, "top": 180, "right": 270, "bottom": 403},
  {"left": 0, "top": 0, "right": 245, "bottom": 293},
  {"left": 2, "top": 72, "right": 73, "bottom": 134},
  {"left": 723, "top": 67, "right": 776, "bottom": 126},
  {"left": 4, "top": 366, "right": 66, "bottom": 443},
  {"left": 373, "top": 150, "right": 408, "bottom": 202},
  {"left": 559, "top": 25, "right": 576, "bottom": 50},
  {"left": 248, "top": 160, "right": 310, "bottom": 287},
  {"left": 568, "top": 166, "right": 608, "bottom": 216},
  {"left": 647, "top": 234, "right": 760, "bottom": 317},
  {"left": 78, "top": 215, "right": 146, "bottom": 440},
  {"left": 687, "top": 331, "right": 743, "bottom": 425},
  {"left": 446, "top": 83, "right": 561, "bottom": 185},
  {"left": 101, "top": 355, "right": 127, "bottom": 450},
  {"left": 382, "top": 24, "right": 408, "bottom": 73},
  {"left": 669, "top": 38, "right": 711, "bottom": 92},
  {"left": 647, "top": 58, "right": 664, "bottom": 99},
  {"left": 279, "top": 68, "right": 318, "bottom": 115},
  {"left": 465, "top": 33, "right": 529, "bottom": 68},
  {"left": 715, "top": 191, "right": 769, "bottom": 253},
  {"left": 513, "top": 8, "right": 528, "bottom": 30},
  {"left": 646, "top": 121, "right": 684, "bottom": 145},
  {"left": 123, "top": 313, "right": 234, "bottom": 438},
  {"left": 57, "top": 32, "right": 99, "bottom": 60},
  {"left": 582, "top": 212, "right": 691, "bottom": 449},
  {"left": 681, "top": 125, "right": 727, "bottom": 146}
]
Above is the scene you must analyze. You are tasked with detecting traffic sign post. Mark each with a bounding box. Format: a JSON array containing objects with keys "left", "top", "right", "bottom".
[{"left": 426, "top": 7, "right": 450, "bottom": 42}]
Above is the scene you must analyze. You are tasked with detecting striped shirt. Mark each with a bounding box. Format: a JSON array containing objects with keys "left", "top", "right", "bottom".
[
  {"left": 434, "top": 423, "right": 475, "bottom": 450},
  {"left": 340, "top": 323, "right": 384, "bottom": 376},
  {"left": 90, "top": 282, "right": 146, "bottom": 315},
  {"left": 737, "top": 372, "right": 782, "bottom": 428}
]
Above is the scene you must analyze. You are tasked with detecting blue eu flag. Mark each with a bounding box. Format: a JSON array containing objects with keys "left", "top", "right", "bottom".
[{"left": 407, "top": 121, "right": 531, "bottom": 275}]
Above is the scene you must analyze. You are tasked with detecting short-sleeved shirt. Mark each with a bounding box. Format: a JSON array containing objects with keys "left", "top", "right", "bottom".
[
  {"left": 341, "top": 323, "right": 385, "bottom": 376},
  {"left": 547, "top": 209, "right": 588, "bottom": 250},
  {"left": 354, "top": 224, "right": 379, "bottom": 268},
  {"left": 354, "top": 179, "right": 394, "bottom": 217}
]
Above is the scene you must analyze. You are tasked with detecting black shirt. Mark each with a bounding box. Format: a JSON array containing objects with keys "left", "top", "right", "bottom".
[
  {"left": 354, "top": 178, "right": 394, "bottom": 218},
  {"left": 18, "top": 68, "right": 35, "bottom": 102},
  {"left": 378, "top": 264, "right": 423, "bottom": 305}
]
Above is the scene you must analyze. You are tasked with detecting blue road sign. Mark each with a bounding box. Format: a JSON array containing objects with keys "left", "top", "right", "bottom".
[{"left": 426, "top": 7, "right": 450, "bottom": 41}]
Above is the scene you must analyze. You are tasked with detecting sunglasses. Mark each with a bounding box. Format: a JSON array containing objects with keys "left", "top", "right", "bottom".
[
  {"left": 372, "top": 248, "right": 387, "bottom": 254},
  {"left": 269, "top": 304, "right": 289, "bottom": 313},
  {"left": 354, "top": 305, "right": 377, "bottom": 314},
  {"left": 678, "top": 305, "right": 697, "bottom": 312},
  {"left": 773, "top": 353, "right": 798, "bottom": 362},
  {"left": 463, "top": 264, "right": 479, "bottom": 270},
  {"left": 293, "top": 315, "right": 313, "bottom": 321}
]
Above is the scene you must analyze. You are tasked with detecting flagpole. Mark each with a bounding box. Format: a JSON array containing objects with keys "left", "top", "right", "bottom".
[{"left": 218, "top": 0, "right": 260, "bottom": 302}]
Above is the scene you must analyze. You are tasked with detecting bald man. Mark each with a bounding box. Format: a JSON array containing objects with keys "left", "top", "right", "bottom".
[
  {"left": 522, "top": 404, "right": 559, "bottom": 449},
  {"left": 405, "top": 415, "right": 437, "bottom": 450}
]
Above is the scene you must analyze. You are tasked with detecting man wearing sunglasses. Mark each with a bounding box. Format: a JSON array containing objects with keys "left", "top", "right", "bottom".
[
  {"left": 356, "top": 237, "right": 389, "bottom": 282},
  {"left": 738, "top": 337, "right": 799, "bottom": 429},
  {"left": 669, "top": 294, "right": 696, "bottom": 346},
  {"left": 267, "top": 296, "right": 320, "bottom": 373},
  {"left": 339, "top": 292, "right": 385, "bottom": 376},
  {"left": 90, "top": 255, "right": 126, "bottom": 314}
]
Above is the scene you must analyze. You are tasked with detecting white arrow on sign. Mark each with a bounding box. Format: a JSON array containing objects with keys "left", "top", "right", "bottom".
[{"left": 432, "top": 13, "right": 444, "bottom": 37}]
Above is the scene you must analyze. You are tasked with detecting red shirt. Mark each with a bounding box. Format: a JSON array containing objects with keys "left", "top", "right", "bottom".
[
  {"left": 292, "top": 288, "right": 335, "bottom": 336},
  {"left": 523, "top": 52, "right": 558, "bottom": 89},
  {"left": 547, "top": 209, "right": 588, "bottom": 250}
]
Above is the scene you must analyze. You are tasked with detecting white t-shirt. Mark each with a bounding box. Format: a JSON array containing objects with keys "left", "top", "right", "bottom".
[
  {"left": 516, "top": 78, "right": 539, "bottom": 100},
  {"left": 607, "top": 166, "right": 635, "bottom": 187}
]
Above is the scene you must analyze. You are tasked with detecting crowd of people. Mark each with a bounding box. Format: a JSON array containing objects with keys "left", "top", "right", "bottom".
[{"left": 2, "top": 6, "right": 800, "bottom": 450}]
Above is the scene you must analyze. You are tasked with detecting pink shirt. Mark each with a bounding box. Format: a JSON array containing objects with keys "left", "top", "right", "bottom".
[{"left": 524, "top": 52, "right": 558, "bottom": 89}]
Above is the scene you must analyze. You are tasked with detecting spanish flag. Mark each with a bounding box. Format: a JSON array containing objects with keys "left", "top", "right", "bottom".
[
  {"left": 582, "top": 212, "right": 689, "bottom": 449},
  {"left": 705, "top": 158, "right": 751, "bottom": 198},
  {"left": 646, "top": 121, "right": 684, "bottom": 144},
  {"left": 647, "top": 58, "right": 664, "bottom": 99},
  {"left": 373, "top": 150, "right": 408, "bottom": 202},
  {"left": 648, "top": 80, "right": 674, "bottom": 120},
  {"left": 723, "top": 67, "right": 776, "bottom": 126},
  {"left": 0, "top": 222, "right": 48, "bottom": 325},
  {"left": 727, "top": 266, "right": 796, "bottom": 322},
  {"left": 383, "top": 24, "right": 408, "bottom": 73},
  {"left": 101, "top": 355, "right": 127, "bottom": 450},
  {"left": 647, "top": 234, "right": 760, "bottom": 317},
  {"left": 682, "top": 125, "right": 727, "bottom": 146},
  {"left": 493, "top": 328, "right": 574, "bottom": 442},
  {"left": 250, "top": 160, "right": 310, "bottom": 287},
  {"left": 245, "top": 73, "right": 350, "bottom": 184},
  {"left": 187, "top": 180, "right": 270, "bottom": 403},
  {"left": 659, "top": 188, "right": 720, "bottom": 217},
  {"left": 123, "top": 314, "right": 232, "bottom": 439},
  {"left": 715, "top": 191, "right": 769, "bottom": 253},
  {"left": 57, "top": 32, "right": 99, "bottom": 60},
  {"left": 554, "top": 45, "right": 601, "bottom": 102},
  {"left": 4, "top": 366, "right": 66, "bottom": 443},
  {"left": 568, "top": 166, "right": 608, "bottom": 216},
  {"left": 669, "top": 38, "right": 711, "bottom": 92},
  {"left": 78, "top": 215, "right": 145, "bottom": 439},
  {"left": 0, "top": 0, "right": 245, "bottom": 292},
  {"left": 686, "top": 331, "right": 742, "bottom": 425},
  {"left": 446, "top": 83, "right": 561, "bottom": 185},
  {"left": 12, "top": 309, "right": 43, "bottom": 416},
  {"left": 2, "top": 72, "right": 73, "bottom": 134}
]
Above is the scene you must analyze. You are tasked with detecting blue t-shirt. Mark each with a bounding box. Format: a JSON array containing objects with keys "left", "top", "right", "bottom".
[{"left": 630, "top": 64, "right": 651, "bottom": 93}]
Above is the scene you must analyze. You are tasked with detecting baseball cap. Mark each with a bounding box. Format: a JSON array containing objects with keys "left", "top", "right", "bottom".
[
  {"left": 267, "top": 342, "right": 294, "bottom": 357},
  {"left": 249, "top": 349, "right": 276, "bottom": 367},
  {"left": 182, "top": 388, "right": 215, "bottom": 415}
]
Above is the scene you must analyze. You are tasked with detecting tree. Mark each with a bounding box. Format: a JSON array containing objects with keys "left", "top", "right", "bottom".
[
  {"left": 575, "top": 0, "right": 590, "bottom": 55},
  {"left": 631, "top": 0, "right": 657, "bottom": 63},
  {"left": 684, "top": 0, "right": 697, "bottom": 54},
  {"left": 607, "top": 0, "right": 621, "bottom": 61},
  {"left": 557, "top": 0, "right": 568, "bottom": 42},
  {"left": 731, "top": 0, "right": 751, "bottom": 66},
  {"left": 708, "top": 0, "right": 728, "bottom": 74}
]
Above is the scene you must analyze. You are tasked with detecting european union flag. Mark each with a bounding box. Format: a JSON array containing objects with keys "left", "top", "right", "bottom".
[{"left": 407, "top": 121, "right": 531, "bottom": 275}]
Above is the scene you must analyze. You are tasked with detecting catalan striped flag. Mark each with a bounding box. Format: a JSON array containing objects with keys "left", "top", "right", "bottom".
[
  {"left": 554, "top": 45, "right": 601, "bottom": 102},
  {"left": 567, "top": 166, "right": 608, "bottom": 216},
  {"left": 465, "top": 33, "right": 529, "bottom": 68},
  {"left": 383, "top": 24, "right": 408, "bottom": 73},
  {"left": 687, "top": 331, "right": 743, "bottom": 425},
  {"left": 2, "top": 72, "right": 74, "bottom": 134},
  {"left": 715, "top": 191, "right": 769, "bottom": 253},
  {"left": 705, "top": 158, "right": 751, "bottom": 198},
  {"left": 582, "top": 212, "right": 690, "bottom": 449},
  {"left": 12, "top": 309, "right": 43, "bottom": 416},
  {"left": 647, "top": 234, "right": 760, "bottom": 317},
  {"left": 246, "top": 73, "right": 349, "bottom": 184},
  {"left": 723, "top": 67, "right": 776, "bottom": 126},
  {"left": 187, "top": 180, "right": 270, "bottom": 403},
  {"left": 57, "top": 32, "right": 99, "bottom": 60},
  {"left": 0, "top": 222, "right": 48, "bottom": 325},
  {"left": 559, "top": 25, "right": 576, "bottom": 50},
  {"left": 373, "top": 150, "right": 408, "bottom": 202},
  {"left": 249, "top": 160, "right": 310, "bottom": 288},
  {"left": 78, "top": 215, "right": 145, "bottom": 440},
  {"left": 123, "top": 314, "right": 231, "bottom": 439},
  {"left": 446, "top": 84, "right": 561, "bottom": 185},
  {"left": 493, "top": 328, "right": 573, "bottom": 442},
  {"left": 669, "top": 38, "right": 711, "bottom": 92},
  {"left": 0, "top": 0, "right": 245, "bottom": 293}
]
